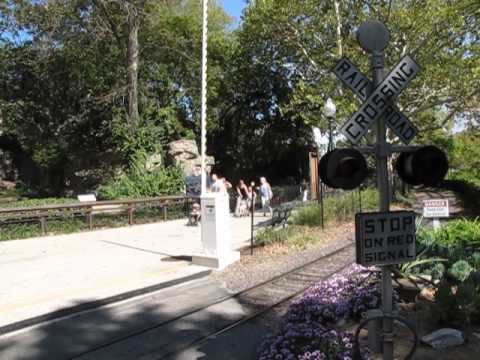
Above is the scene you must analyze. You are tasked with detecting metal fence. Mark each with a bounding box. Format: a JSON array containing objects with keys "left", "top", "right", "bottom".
[{"left": 0, "top": 196, "right": 194, "bottom": 236}]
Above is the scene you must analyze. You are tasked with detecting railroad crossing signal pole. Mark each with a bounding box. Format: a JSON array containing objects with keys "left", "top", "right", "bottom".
[
  {"left": 358, "top": 23, "right": 394, "bottom": 360},
  {"left": 325, "top": 20, "right": 449, "bottom": 360},
  {"left": 372, "top": 51, "right": 395, "bottom": 360}
]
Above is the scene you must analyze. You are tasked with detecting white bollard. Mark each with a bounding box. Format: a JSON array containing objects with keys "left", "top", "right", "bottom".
[{"left": 192, "top": 193, "right": 240, "bottom": 270}]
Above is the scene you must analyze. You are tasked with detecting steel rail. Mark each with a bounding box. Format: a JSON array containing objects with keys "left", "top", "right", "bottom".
[{"left": 70, "top": 242, "right": 355, "bottom": 359}]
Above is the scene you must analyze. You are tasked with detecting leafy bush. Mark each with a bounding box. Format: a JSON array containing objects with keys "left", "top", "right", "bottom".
[
  {"left": 416, "top": 219, "right": 480, "bottom": 270},
  {"left": 97, "top": 151, "right": 185, "bottom": 199},
  {"left": 291, "top": 188, "right": 378, "bottom": 227},
  {"left": 449, "top": 260, "right": 474, "bottom": 282},
  {"left": 449, "top": 171, "right": 480, "bottom": 188},
  {"left": 409, "top": 219, "right": 480, "bottom": 324},
  {"left": 255, "top": 226, "right": 320, "bottom": 248},
  {"left": 433, "top": 274, "right": 480, "bottom": 325},
  {"left": 431, "top": 218, "right": 480, "bottom": 247},
  {"left": 291, "top": 205, "right": 323, "bottom": 227},
  {"left": 0, "top": 197, "right": 76, "bottom": 209}
]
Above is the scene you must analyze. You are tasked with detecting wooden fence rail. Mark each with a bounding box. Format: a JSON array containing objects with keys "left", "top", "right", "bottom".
[{"left": 0, "top": 196, "right": 194, "bottom": 235}]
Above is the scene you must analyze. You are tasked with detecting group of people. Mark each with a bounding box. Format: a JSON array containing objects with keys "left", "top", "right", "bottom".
[
  {"left": 185, "top": 164, "right": 274, "bottom": 218},
  {"left": 231, "top": 177, "right": 273, "bottom": 217},
  {"left": 208, "top": 173, "right": 273, "bottom": 217}
]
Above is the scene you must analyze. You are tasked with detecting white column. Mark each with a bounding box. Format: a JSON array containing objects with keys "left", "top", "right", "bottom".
[
  {"left": 194, "top": 0, "right": 238, "bottom": 270},
  {"left": 200, "top": 0, "right": 208, "bottom": 195}
]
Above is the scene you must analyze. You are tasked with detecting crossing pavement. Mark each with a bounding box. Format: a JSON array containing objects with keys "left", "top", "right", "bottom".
[{"left": 0, "top": 214, "right": 268, "bottom": 331}]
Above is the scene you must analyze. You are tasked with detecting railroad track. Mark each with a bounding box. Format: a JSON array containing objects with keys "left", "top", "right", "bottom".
[{"left": 72, "top": 241, "right": 355, "bottom": 360}]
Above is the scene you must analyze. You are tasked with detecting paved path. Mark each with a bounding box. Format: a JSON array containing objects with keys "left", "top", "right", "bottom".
[
  {"left": 0, "top": 214, "right": 269, "bottom": 329},
  {"left": 0, "top": 240, "right": 354, "bottom": 360}
]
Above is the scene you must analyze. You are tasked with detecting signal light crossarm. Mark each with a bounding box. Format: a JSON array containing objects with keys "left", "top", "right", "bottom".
[{"left": 354, "top": 144, "right": 424, "bottom": 156}]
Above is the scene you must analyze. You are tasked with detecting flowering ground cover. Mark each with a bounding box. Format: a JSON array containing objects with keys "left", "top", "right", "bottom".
[{"left": 258, "top": 264, "right": 395, "bottom": 360}]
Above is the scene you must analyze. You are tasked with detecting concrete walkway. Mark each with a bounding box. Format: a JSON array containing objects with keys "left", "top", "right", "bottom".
[
  {"left": 0, "top": 214, "right": 269, "bottom": 330},
  {"left": 0, "top": 236, "right": 354, "bottom": 360}
]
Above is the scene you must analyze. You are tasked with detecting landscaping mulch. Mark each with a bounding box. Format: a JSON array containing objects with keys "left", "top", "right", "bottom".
[{"left": 215, "top": 220, "right": 355, "bottom": 293}]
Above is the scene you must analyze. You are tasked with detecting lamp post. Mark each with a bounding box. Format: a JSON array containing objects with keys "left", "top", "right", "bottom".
[
  {"left": 324, "top": 98, "right": 336, "bottom": 152},
  {"left": 318, "top": 98, "right": 336, "bottom": 228}
]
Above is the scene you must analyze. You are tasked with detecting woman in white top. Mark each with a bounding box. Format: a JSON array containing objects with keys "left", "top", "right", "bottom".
[{"left": 259, "top": 176, "right": 273, "bottom": 216}]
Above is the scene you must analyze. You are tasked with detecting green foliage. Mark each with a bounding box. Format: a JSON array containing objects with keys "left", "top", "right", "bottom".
[
  {"left": 291, "top": 205, "right": 323, "bottom": 227},
  {"left": 1, "top": 0, "right": 479, "bottom": 193},
  {"left": 430, "top": 263, "right": 446, "bottom": 281},
  {"left": 0, "top": 197, "right": 76, "bottom": 209},
  {"left": 409, "top": 219, "right": 480, "bottom": 324},
  {"left": 0, "top": 222, "right": 42, "bottom": 241},
  {"left": 291, "top": 188, "right": 378, "bottom": 227},
  {"left": 415, "top": 219, "right": 480, "bottom": 272},
  {"left": 447, "top": 131, "right": 480, "bottom": 187},
  {"left": 256, "top": 226, "right": 297, "bottom": 246},
  {"left": 403, "top": 218, "right": 478, "bottom": 266},
  {"left": 0, "top": 204, "right": 188, "bottom": 241},
  {"left": 430, "top": 218, "right": 480, "bottom": 247},
  {"left": 449, "top": 260, "right": 474, "bottom": 282},
  {"left": 433, "top": 275, "right": 480, "bottom": 325},
  {"left": 97, "top": 151, "right": 185, "bottom": 200},
  {"left": 255, "top": 225, "right": 321, "bottom": 248},
  {"left": 0, "top": 0, "right": 231, "bottom": 192}
]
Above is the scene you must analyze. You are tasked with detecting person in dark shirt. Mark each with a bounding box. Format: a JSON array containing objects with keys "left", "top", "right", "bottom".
[
  {"left": 235, "top": 179, "right": 249, "bottom": 216},
  {"left": 186, "top": 165, "right": 202, "bottom": 198}
]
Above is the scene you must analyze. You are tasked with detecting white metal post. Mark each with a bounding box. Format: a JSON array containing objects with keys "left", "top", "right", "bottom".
[{"left": 200, "top": 0, "right": 209, "bottom": 195}]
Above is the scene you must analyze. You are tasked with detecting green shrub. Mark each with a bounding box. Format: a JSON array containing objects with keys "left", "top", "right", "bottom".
[
  {"left": 0, "top": 197, "right": 76, "bottom": 209},
  {"left": 408, "top": 218, "right": 480, "bottom": 324},
  {"left": 416, "top": 219, "right": 480, "bottom": 265},
  {"left": 97, "top": 151, "right": 185, "bottom": 200},
  {"left": 433, "top": 275, "right": 480, "bottom": 325},
  {"left": 402, "top": 219, "right": 480, "bottom": 283},
  {"left": 449, "top": 171, "right": 480, "bottom": 188},
  {"left": 433, "top": 218, "right": 480, "bottom": 247},
  {"left": 291, "top": 205, "right": 323, "bottom": 227},
  {"left": 256, "top": 227, "right": 297, "bottom": 246},
  {"left": 449, "top": 260, "right": 474, "bottom": 282},
  {"left": 0, "top": 223, "right": 42, "bottom": 240},
  {"left": 255, "top": 225, "right": 321, "bottom": 248},
  {"left": 291, "top": 188, "right": 379, "bottom": 227}
]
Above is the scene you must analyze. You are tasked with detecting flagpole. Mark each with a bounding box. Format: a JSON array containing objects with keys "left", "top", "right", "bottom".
[{"left": 200, "top": 0, "right": 209, "bottom": 195}]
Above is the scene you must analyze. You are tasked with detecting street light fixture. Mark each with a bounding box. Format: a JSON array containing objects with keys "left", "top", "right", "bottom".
[{"left": 323, "top": 98, "right": 336, "bottom": 152}]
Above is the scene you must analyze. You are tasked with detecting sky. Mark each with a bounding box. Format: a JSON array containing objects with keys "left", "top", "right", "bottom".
[{"left": 219, "top": 0, "right": 248, "bottom": 27}]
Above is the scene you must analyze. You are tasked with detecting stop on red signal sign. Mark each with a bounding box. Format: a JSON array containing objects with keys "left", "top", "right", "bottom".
[{"left": 356, "top": 210, "right": 416, "bottom": 266}]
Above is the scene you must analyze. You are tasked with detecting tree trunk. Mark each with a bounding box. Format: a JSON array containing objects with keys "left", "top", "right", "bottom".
[
  {"left": 334, "top": 0, "right": 343, "bottom": 58},
  {"left": 126, "top": 3, "right": 140, "bottom": 128}
]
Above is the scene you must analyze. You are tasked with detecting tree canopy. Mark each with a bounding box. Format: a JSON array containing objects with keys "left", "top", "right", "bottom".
[{"left": 0, "top": 0, "right": 479, "bottom": 195}]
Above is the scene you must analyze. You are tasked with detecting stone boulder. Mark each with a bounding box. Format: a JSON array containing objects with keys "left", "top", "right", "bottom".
[
  {"left": 168, "top": 139, "right": 199, "bottom": 159},
  {"left": 145, "top": 153, "right": 162, "bottom": 171},
  {"left": 167, "top": 139, "right": 214, "bottom": 176}
]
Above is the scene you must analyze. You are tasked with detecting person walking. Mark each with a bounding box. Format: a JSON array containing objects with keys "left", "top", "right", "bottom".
[
  {"left": 259, "top": 176, "right": 273, "bottom": 216},
  {"left": 301, "top": 179, "right": 309, "bottom": 202},
  {"left": 235, "top": 179, "right": 249, "bottom": 216}
]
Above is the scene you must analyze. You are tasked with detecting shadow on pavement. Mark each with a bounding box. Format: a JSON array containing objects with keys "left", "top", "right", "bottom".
[
  {"left": 101, "top": 240, "right": 192, "bottom": 262},
  {"left": 0, "top": 287, "right": 277, "bottom": 360}
]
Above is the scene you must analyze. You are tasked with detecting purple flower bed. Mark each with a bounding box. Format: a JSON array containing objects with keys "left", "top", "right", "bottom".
[{"left": 258, "top": 264, "right": 397, "bottom": 360}]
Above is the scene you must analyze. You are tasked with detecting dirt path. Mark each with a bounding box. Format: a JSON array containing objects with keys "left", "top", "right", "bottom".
[{"left": 410, "top": 180, "right": 480, "bottom": 219}]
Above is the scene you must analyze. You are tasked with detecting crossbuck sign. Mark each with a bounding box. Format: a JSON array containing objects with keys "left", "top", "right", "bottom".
[{"left": 334, "top": 55, "right": 421, "bottom": 144}]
